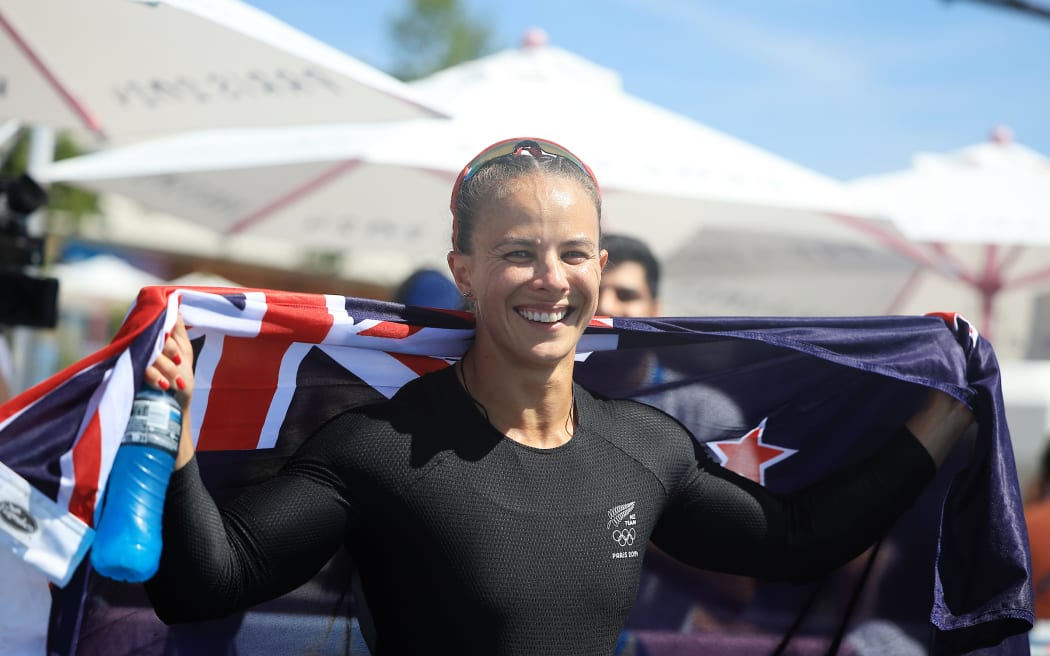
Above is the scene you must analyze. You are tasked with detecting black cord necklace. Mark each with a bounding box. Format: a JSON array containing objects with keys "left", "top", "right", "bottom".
[
  {"left": 456, "top": 355, "right": 577, "bottom": 438},
  {"left": 457, "top": 355, "right": 492, "bottom": 424}
]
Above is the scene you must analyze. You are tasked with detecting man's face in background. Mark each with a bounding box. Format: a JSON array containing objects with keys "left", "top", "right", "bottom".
[{"left": 598, "top": 261, "right": 660, "bottom": 317}]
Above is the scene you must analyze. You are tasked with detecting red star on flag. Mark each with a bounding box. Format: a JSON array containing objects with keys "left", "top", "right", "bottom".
[{"left": 707, "top": 418, "right": 797, "bottom": 485}]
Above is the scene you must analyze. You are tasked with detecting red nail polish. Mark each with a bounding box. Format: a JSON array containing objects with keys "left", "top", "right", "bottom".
[
  {"left": 157, "top": 378, "right": 170, "bottom": 391},
  {"left": 175, "top": 376, "right": 185, "bottom": 391},
  {"left": 172, "top": 352, "right": 182, "bottom": 366}
]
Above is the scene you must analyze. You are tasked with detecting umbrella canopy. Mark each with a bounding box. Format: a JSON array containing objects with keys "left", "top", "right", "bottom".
[
  {"left": 40, "top": 120, "right": 461, "bottom": 281},
  {"left": 0, "top": 0, "right": 446, "bottom": 143},
  {"left": 406, "top": 41, "right": 884, "bottom": 259},
  {"left": 847, "top": 128, "right": 1050, "bottom": 359},
  {"left": 41, "top": 40, "right": 896, "bottom": 297},
  {"left": 658, "top": 229, "right": 918, "bottom": 318},
  {"left": 49, "top": 253, "right": 164, "bottom": 307},
  {"left": 167, "top": 271, "right": 242, "bottom": 288}
]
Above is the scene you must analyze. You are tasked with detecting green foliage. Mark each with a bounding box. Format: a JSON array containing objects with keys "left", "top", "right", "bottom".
[
  {"left": 388, "top": 0, "right": 495, "bottom": 81},
  {"left": 1, "top": 129, "right": 100, "bottom": 219}
]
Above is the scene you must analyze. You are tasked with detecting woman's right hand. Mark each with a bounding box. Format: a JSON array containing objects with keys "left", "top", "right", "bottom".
[{"left": 145, "top": 315, "right": 196, "bottom": 469}]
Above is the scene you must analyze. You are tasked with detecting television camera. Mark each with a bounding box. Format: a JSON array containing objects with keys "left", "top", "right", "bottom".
[{"left": 0, "top": 173, "right": 57, "bottom": 327}]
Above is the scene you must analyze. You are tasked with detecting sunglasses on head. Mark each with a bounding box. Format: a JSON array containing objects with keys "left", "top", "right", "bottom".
[
  {"left": 456, "top": 138, "right": 596, "bottom": 187},
  {"left": 450, "top": 137, "right": 601, "bottom": 251}
]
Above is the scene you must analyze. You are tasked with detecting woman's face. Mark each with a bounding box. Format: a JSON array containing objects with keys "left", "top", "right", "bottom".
[{"left": 449, "top": 171, "right": 607, "bottom": 370}]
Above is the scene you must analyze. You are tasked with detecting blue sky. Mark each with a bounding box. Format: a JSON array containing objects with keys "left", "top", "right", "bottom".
[{"left": 244, "top": 0, "right": 1050, "bottom": 181}]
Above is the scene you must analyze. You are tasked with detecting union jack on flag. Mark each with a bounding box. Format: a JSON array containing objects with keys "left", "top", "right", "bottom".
[{"left": 0, "top": 287, "right": 1034, "bottom": 654}]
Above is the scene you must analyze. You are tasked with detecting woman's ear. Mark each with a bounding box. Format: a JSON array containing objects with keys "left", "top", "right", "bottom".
[{"left": 447, "top": 250, "right": 472, "bottom": 297}]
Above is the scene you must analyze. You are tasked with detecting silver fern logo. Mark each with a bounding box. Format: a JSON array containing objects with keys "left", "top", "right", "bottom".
[
  {"left": 606, "top": 501, "right": 635, "bottom": 529},
  {"left": 607, "top": 501, "right": 640, "bottom": 559}
]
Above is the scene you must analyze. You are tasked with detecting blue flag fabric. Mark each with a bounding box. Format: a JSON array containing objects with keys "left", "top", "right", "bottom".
[{"left": 0, "top": 287, "right": 1032, "bottom": 654}]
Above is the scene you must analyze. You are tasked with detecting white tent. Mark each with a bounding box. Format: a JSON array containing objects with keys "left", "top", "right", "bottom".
[
  {"left": 42, "top": 40, "right": 896, "bottom": 299},
  {"left": 847, "top": 128, "right": 1050, "bottom": 359},
  {"left": 167, "top": 271, "right": 242, "bottom": 288},
  {"left": 0, "top": 0, "right": 446, "bottom": 144},
  {"left": 406, "top": 41, "right": 882, "bottom": 259},
  {"left": 49, "top": 253, "right": 164, "bottom": 308}
]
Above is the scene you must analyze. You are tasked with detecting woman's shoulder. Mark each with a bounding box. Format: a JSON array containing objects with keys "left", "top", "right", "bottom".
[
  {"left": 338, "top": 364, "right": 456, "bottom": 428},
  {"left": 293, "top": 367, "right": 459, "bottom": 481},
  {"left": 576, "top": 385, "right": 698, "bottom": 457},
  {"left": 576, "top": 387, "right": 706, "bottom": 493},
  {"left": 578, "top": 383, "right": 688, "bottom": 427}
]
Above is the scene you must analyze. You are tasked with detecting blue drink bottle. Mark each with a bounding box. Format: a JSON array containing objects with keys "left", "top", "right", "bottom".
[{"left": 91, "top": 386, "right": 182, "bottom": 582}]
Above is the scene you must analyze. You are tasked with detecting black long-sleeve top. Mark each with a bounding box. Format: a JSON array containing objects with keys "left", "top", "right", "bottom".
[{"left": 146, "top": 364, "right": 935, "bottom": 656}]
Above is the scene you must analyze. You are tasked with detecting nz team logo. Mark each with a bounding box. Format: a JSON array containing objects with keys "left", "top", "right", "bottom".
[
  {"left": 606, "top": 502, "right": 639, "bottom": 558},
  {"left": 0, "top": 500, "right": 38, "bottom": 534}
]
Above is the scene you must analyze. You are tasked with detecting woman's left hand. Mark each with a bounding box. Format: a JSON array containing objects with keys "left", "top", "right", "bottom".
[{"left": 905, "top": 388, "right": 975, "bottom": 467}]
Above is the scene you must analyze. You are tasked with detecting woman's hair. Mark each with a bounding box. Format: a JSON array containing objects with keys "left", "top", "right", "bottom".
[{"left": 451, "top": 154, "right": 602, "bottom": 254}]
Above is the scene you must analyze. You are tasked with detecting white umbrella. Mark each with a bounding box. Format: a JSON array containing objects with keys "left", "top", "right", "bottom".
[
  {"left": 0, "top": 0, "right": 446, "bottom": 143},
  {"left": 405, "top": 41, "right": 885, "bottom": 259},
  {"left": 847, "top": 128, "right": 1050, "bottom": 359},
  {"left": 167, "top": 271, "right": 242, "bottom": 288},
  {"left": 39, "top": 120, "right": 461, "bottom": 281},
  {"left": 41, "top": 40, "right": 896, "bottom": 298},
  {"left": 49, "top": 253, "right": 164, "bottom": 308},
  {"left": 658, "top": 229, "right": 918, "bottom": 318}
]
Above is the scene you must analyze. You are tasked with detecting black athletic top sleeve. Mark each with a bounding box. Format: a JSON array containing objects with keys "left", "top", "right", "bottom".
[{"left": 145, "top": 364, "right": 936, "bottom": 656}]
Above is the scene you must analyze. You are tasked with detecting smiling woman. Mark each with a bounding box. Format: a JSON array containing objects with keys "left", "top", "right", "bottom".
[
  {"left": 141, "top": 137, "right": 975, "bottom": 656},
  {"left": 447, "top": 140, "right": 606, "bottom": 447}
]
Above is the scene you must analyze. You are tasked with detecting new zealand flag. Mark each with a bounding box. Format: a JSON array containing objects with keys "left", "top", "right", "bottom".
[{"left": 0, "top": 286, "right": 1033, "bottom": 655}]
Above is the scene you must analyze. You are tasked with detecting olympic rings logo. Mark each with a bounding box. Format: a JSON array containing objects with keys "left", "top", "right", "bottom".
[{"left": 612, "top": 528, "right": 636, "bottom": 547}]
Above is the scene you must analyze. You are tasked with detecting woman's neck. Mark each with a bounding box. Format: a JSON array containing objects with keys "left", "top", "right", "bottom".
[{"left": 458, "top": 349, "right": 576, "bottom": 449}]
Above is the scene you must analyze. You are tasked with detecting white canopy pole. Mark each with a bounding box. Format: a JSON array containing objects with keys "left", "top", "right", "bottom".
[{"left": 0, "top": 120, "right": 22, "bottom": 152}]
